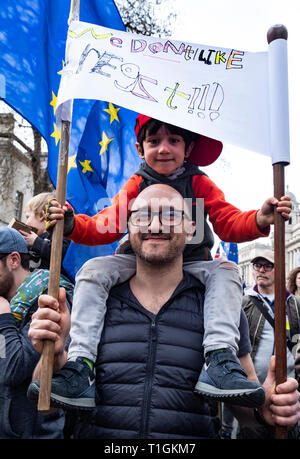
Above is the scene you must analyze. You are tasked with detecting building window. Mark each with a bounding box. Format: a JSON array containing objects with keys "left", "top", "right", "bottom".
[{"left": 14, "top": 191, "right": 23, "bottom": 220}]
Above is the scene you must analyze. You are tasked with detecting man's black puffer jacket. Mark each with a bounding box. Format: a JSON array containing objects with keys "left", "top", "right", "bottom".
[{"left": 74, "top": 273, "right": 220, "bottom": 439}]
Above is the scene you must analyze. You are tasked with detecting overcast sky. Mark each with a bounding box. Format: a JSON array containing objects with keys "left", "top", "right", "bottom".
[{"left": 171, "top": 0, "right": 299, "bottom": 213}]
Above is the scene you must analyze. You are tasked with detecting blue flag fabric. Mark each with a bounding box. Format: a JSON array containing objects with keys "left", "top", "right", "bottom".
[
  {"left": 0, "top": 1, "right": 125, "bottom": 158},
  {"left": 64, "top": 100, "right": 138, "bottom": 281},
  {"left": 0, "top": 1, "right": 140, "bottom": 281},
  {"left": 221, "top": 241, "right": 239, "bottom": 264}
]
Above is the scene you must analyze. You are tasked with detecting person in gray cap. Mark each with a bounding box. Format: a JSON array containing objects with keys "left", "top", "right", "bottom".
[
  {"left": 238, "top": 248, "right": 300, "bottom": 439},
  {"left": 0, "top": 226, "right": 73, "bottom": 439}
]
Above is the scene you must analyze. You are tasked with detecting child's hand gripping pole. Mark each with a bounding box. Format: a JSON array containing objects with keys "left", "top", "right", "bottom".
[{"left": 38, "top": 121, "right": 71, "bottom": 411}]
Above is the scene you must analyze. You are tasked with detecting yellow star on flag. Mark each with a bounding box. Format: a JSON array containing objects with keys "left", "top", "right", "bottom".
[
  {"left": 79, "top": 159, "right": 94, "bottom": 174},
  {"left": 57, "top": 60, "right": 65, "bottom": 75},
  {"left": 99, "top": 131, "right": 113, "bottom": 155},
  {"left": 68, "top": 154, "right": 77, "bottom": 174},
  {"left": 104, "top": 102, "right": 120, "bottom": 124},
  {"left": 50, "top": 91, "right": 57, "bottom": 114},
  {"left": 51, "top": 123, "right": 61, "bottom": 146}
]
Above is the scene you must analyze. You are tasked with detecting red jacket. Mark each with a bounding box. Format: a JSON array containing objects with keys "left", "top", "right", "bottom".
[{"left": 70, "top": 173, "right": 269, "bottom": 245}]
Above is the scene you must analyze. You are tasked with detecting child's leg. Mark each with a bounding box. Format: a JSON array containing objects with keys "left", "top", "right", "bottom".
[
  {"left": 183, "top": 258, "right": 242, "bottom": 355},
  {"left": 68, "top": 254, "right": 136, "bottom": 362},
  {"left": 183, "top": 259, "right": 265, "bottom": 407}
]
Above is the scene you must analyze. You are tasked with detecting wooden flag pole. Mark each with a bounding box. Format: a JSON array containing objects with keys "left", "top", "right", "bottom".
[
  {"left": 273, "top": 163, "right": 287, "bottom": 439},
  {"left": 38, "top": 0, "right": 80, "bottom": 412},
  {"left": 38, "top": 121, "right": 71, "bottom": 411},
  {"left": 267, "top": 24, "right": 289, "bottom": 440}
]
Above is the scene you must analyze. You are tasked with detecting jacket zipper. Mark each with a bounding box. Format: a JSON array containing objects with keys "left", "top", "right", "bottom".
[{"left": 139, "top": 318, "right": 157, "bottom": 438}]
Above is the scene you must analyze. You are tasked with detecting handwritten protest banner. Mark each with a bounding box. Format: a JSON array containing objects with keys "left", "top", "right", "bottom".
[{"left": 56, "top": 21, "right": 289, "bottom": 163}]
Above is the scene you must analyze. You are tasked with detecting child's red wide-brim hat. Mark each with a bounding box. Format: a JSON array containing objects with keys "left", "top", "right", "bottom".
[{"left": 134, "top": 114, "right": 223, "bottom": 167}]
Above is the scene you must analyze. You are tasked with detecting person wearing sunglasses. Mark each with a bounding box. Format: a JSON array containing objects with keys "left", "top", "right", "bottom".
[{"left": 239, "top": 249, "right": 300, "bottom": 439}]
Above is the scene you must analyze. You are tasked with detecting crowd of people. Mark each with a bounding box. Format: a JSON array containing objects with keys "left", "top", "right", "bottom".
[{"left": 0, "top": 114, "right": 300, "bottom": 440}]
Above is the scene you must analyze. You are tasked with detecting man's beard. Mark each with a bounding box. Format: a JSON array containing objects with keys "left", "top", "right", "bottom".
[
  {"left": 0, "top": 269, "right": 14, "bottom": 299},
  {"left": 130, "top": 233, "right": 186, "bottom": 266}
]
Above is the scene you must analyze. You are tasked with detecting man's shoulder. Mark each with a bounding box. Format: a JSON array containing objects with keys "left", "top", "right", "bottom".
[
  {"left": 107, "top": 280, "right": 134, "bottom": 307},
  {"left": 22, "top": 269, "right": 50, "bottom": 288},
  {"left": 286, "top": 294, "right": 300, "bottom": 328},
  {"left": 29, "top": 268, "right": 70, "bottom": 282},
  {"left": 24, "top": 269, "right": 73, "bottom": 292},
  {"left": 182, "top": 271, "right": 205, "bottom": 290},
  {"left": 242, "top": 290, "right": 260, "bottom": 310},
  {"left": 111, "top": 279, "right": 131, "bottom": 294},
  {"left": 15, "top": 269, "right": 73, "bottom": 320},
  {"left": 287, "top": 292, "right": 300, "bottom": 306}
]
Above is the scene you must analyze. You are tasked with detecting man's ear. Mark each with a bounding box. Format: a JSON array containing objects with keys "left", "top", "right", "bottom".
[
  {"left": 7, "top": 252, "right": 22, "bottom": 270},
  {"left": 185, "top": 141, "right": 195, "bottom": 159},
  {"left": 136, "top": 142, "right": 144, "bottom": 159}
]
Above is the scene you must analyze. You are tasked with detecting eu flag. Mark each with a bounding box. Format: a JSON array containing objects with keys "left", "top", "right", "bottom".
[
  {"left": 63, "top": 100, "right": 138, "bottom": 281},
  {"left": 221, "top": 242, "right": 239, "bottom": 264},
  {"left": 0, "top": 1, "right": 140, "bottom": 281}
]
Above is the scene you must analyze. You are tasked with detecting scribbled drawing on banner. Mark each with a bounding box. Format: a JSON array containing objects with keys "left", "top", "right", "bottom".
[{"left": 56, "top": 21, "right": 271, "bottom": 158}]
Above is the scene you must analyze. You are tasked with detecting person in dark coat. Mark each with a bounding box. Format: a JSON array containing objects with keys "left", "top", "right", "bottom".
[{"left": 0, "top": 226, "right": 73, "bottom": 438}]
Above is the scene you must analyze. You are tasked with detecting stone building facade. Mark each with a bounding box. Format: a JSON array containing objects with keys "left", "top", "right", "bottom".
[
  {"left": 285, "top": 189, "right": 300, "bottom": 271},
  {"left": 238, "top": 189, "right": 300, "bottom": 288},
  {"left": 0, "top": 113, "right": 34, "bottom": 225}
]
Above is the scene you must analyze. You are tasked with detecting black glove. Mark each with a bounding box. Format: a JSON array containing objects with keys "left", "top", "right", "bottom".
[
  {"left": 45, "top": 199, "right": 75, "bottom": 236},
  {"left": 63, "top": 207, "right": 75, "bottom": 236}
]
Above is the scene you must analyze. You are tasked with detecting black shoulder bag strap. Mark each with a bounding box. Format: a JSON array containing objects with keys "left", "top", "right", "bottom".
[
  {"left": 251, "top": 295, "right": 294, "bottom": 352},
  {"left": 250, "top": 295, "right": 275, "bottom": 328}
]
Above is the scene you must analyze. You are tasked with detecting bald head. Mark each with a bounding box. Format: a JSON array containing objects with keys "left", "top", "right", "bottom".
[{"left": 130, "top": 184, "right": 191, "bottom": 219}]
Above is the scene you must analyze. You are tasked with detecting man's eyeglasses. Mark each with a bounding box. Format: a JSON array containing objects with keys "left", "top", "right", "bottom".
[
  {"left": 253, "top": 262, "right": 274, "bottom": 272},
  {"left": 129, "top": 208, "right": 185, "bottom": 227}
]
